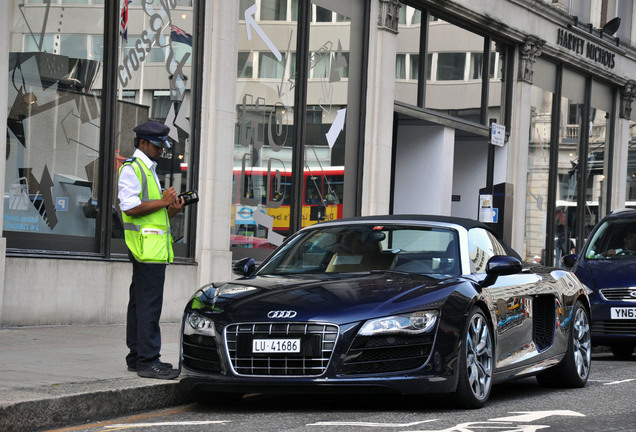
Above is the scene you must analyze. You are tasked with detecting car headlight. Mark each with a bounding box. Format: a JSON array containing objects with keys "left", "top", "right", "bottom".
[
  {"left": 358, "top": 311, "right": 439, "bottom": 336},
  {"left": 581, "top": 283, "right": 594, "bottom": 296},
  {"left": 184, "top": 312, "right": 216, "bottom": 335}
]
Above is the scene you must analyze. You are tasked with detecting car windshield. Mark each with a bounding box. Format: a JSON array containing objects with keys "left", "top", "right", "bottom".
[
  {"left": 257, "top": 224, "right": 460, "bottom": 278},
  {"left": 584, "top": 218, "right": 636, "bottom": 260}
]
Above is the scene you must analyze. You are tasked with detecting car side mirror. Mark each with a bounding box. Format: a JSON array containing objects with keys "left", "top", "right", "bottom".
[
  {"left": 232, "top": 257, "right": 256, "bottom": 277},
  {"left": 480, "top": 255, "right": 522, "bottom": 288},
  {"left": 561, "top": 253, "right": 578, "bottom": 269}
]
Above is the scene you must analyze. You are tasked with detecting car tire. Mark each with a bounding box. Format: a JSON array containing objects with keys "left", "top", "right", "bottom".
[
  {"left": 610, "top": 345, "right": 634, "bottom": 358},
  {"left": 536, "top": 300, "right": 591, "bottom": 388},
  {"left": 452, "top": 307, "right": 493, "bottom": 409}
]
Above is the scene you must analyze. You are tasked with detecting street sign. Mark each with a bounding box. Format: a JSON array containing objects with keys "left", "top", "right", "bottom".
[{"left": 491, "top": 123, "right": 505, "bottom": 146}]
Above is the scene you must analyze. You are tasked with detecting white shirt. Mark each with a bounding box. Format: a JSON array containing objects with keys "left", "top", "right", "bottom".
[{"left": 118, "top": 149, "right": 162, "bottom": 212}]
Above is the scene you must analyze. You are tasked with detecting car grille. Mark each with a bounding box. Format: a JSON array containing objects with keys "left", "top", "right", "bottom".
[
  {"left": 182, "top": 333, "right": 223, "bottom": 373},
  {"left": 591, "top": 320, "right": 636, "bottom": 335},
  {"left": 600, "top": 288, "right": 636, "bottom": 301},
  {"left": 341, "top": 334, "right": 433, "bottom": 375},
  {"left": 533, "top": 295, "right": 555, "bottom": 351},
  {"left": 225, "top": 323, "right": 338, "bottom": 377}
]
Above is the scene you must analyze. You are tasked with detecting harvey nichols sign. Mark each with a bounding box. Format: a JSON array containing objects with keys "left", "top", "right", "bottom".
[{"left": 557, "top": 28, "right": 616, "bottom": 69}]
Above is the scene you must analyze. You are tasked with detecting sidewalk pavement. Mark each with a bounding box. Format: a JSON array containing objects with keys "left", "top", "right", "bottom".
[{"left": 0, "top": 322, "right": 192, "bottom": 432}]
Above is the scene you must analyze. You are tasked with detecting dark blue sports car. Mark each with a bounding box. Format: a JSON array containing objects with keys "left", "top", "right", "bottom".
[
  {"left": 180, "top": 215, "right": 591, "bottom": 408},
  {"left": 563, "top": 208, "right": 636, "bottom": 358}
]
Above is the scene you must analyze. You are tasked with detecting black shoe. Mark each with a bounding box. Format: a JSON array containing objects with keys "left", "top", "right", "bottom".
[
  {"left": 137, "top": 361, "right": 179, "bottom": 380},
  {"left": 129, "top": 361, "right": 172, "bottom": 372}
]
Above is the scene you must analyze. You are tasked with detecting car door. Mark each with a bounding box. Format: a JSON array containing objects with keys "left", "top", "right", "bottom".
[{"left": 467, "top": 227, "right": 545, "bottom": 370}]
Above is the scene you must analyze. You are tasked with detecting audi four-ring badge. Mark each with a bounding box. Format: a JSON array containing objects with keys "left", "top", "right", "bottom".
[
  {"left": 180, "top": 215, "right": 591, "bottom": 408},
  {"left": 267, "top": 310, "right": 297, "bottom": 318}
]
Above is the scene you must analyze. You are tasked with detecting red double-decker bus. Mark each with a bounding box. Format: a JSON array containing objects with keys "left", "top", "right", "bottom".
[{"left": 231, "top": 166, "right": 344, "bottom": 243}]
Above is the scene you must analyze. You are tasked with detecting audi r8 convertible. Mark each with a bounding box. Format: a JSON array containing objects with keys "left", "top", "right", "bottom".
[{"left": 180, "top": 215, "right": 591, "bottom": 408}]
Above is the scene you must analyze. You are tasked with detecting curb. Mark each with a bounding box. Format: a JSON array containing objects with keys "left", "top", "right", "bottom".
[{"left": 0, "top": 379, "right": 192, "bottom": 432}]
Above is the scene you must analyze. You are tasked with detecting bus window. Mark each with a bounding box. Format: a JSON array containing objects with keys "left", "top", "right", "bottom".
[
  {"left": 242, "top": 172, "right": 267, "bottom": 205},
  {"left": 325, "top": 174, "right": 343, "bottom": 205},
  {"left": 305, "top": 176, "right": 323, "bottom": 204}
]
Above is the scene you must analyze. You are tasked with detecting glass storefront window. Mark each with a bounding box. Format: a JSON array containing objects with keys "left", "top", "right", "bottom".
[
  {"left": 524, "top": 59, "right": 615, "bottom": 266},
  {"left": 526, "top": 85, "right": 554, "bottom": 264},
  {"left": 233, "top": 0, "right": 363, "bottom": 261},
  {"left": 395, "top": 5, "right": 420, "bottom": 106},
  {"left": 426, "top": 17, "right": 485, "bottom": 123},
  {"left": 396, "top": 4, "right": 504, "bottom": 127},
  {"left": 557, "top": 69, "right": 586, "bottom": 257},
  {"left": 235, "top": 0, "right": 299, "bottom": 258},
  {"left": 111, "top": 1, "right": 198, "bottom": 258},
  {"left": 6, "top": 1, "right": 104, "bottom": 251},
  {"left": 628, "top": 120, "right": 636, "bottom": 206}
]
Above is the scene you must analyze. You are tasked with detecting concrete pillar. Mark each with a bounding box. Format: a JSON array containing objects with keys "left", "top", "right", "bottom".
[
  {"left": 361, "top": 0, "right": 399, "bottom": 216},
  {"left": 195, "top": 0, "right": 237, "bottom": 287},
  {"left": 0, "top": 2, "right": 9, "bottom": 322}
]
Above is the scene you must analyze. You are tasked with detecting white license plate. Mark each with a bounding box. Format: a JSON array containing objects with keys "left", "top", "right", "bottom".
[
  {"left": 252, "top": 338, "right": 301, "bottom": 353},
  {"left": 610, "top": 307, "right": 636, "bottom": 319}
]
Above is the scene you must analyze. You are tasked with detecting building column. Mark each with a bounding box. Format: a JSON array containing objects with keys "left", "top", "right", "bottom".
[
  {"left": 360, "top": 0, "right": 400, "bottom": 216},
  {"left": 0, "top": 2, "right": 9, "bottom": 322},
  {"left": 195, "top": 0, "right": 238, "bottom": 286},
  {"left": 509, "top": 38, "right": 544, "bottom": 255}
]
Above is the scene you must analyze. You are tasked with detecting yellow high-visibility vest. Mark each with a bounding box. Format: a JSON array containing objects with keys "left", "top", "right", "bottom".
[{"left": 119, "top": 158, "right": 173, "bottom": 263}]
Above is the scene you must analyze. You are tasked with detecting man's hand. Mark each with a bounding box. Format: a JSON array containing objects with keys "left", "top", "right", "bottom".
[
  {"left": 168, "top": 190, "right": 185, "bottom": 218},
  {"left": 161, "top": 187, "right": 178, "bottom": 206},
  {"left": 124, "top": 186, "right": 182, "bottom": 217}
]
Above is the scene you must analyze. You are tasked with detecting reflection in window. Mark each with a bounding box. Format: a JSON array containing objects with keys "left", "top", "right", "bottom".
[
  {"left": 151, "top": 91, "right": 172, "bottom": 121},
  {"left": 311, "top": 51, "right": 330, "bottom": 79},
  {"left": 24, "top": 34, "right": 55, "bottom": 53},
  {"left": 259, "top": 52, "right": 284, "bottom": 78},
  {"left": 60, "top": 34, "right": 88, "bottom": 59},
  {"left": 467, "top": 228, "right": 507, "bottom": 273},
  {"left": 628, "top": 121, "right": 636, "bottom": 205},
  {"left": 314, "top": 5, "right": 332, "bottom": 22},
  {"left": 470, "top": 52, "right": 483, "bottom": 80},
  {"left": 237, "top": 51, "right": 254, "bottom": 78},
  {"left": 261, "top": 0, "right": 287, "bottom": 21},
  {"left": 525, "top": 86, "right": 553, "bottom": 264},
  {"left": 120, "top": 90, "right": 136, "bottom": 104},
  {"left": 395, "top": 54, "right": 406, "bottom": 79},
  {"left": 410, "top": 54, "right": 419, "bottom": 80},
  {"left": 490, "top": 51, "right": 501, "bottom": 79},
  {"left": 6, "top": 0, "right": 105, "bottom": 251},
  {"left": 436, "top": 53, "right": 465, "bottom": 81}
]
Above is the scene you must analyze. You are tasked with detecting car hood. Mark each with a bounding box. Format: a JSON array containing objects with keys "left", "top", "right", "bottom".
[
  {"left": 577, "top": 259, "right": 636, "bottom": 289},
  {"left": 189, "top": 272, "right": 469, "bottom": 324}
]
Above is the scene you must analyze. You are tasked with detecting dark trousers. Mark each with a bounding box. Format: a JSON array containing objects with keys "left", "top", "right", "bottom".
[{"left": 126, "top": 256, "right": 167, "bottom": 368}]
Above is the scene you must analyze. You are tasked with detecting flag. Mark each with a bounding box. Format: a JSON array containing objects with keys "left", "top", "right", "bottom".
[
  {"left": 120, "top": 0, "right": 131, "bottom": 42},
  {"left": 170, "top": 25, "right": 193, "bottom": 46}
]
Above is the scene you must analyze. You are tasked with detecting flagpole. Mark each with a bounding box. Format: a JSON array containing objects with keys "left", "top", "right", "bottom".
[
  {"left": 138, "top": 11, "right": 146, "bottom": 106},
  {"left": 118, "top": 0, "right": 126, "bottom": 101}
]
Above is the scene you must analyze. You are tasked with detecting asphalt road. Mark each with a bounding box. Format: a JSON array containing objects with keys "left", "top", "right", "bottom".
[{"left": 48, "top": 350, "right": 635, "bottom": 432}]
